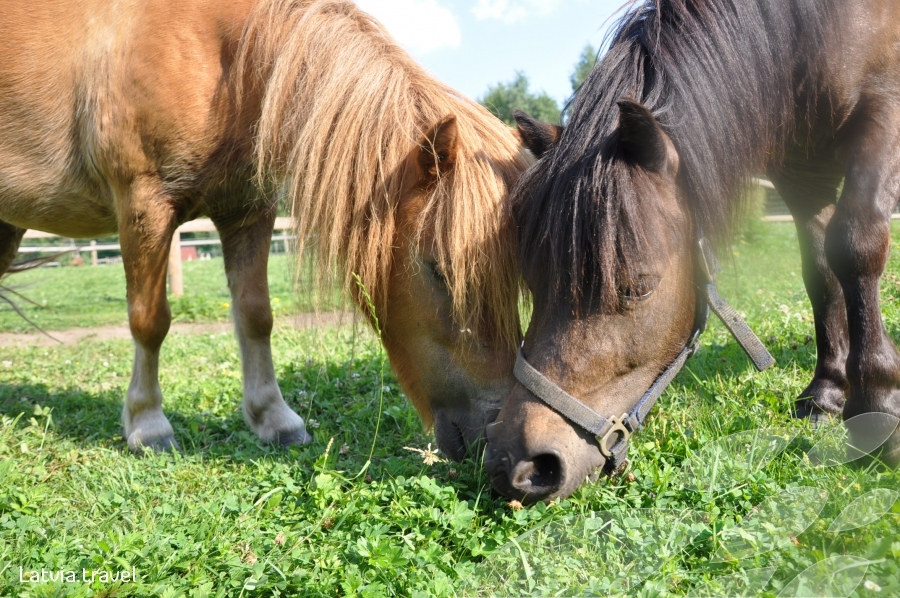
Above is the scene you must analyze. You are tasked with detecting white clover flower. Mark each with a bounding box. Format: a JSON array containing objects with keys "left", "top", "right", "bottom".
[{"left": 403, "top": 443, "right": 446, "bottom": 466}]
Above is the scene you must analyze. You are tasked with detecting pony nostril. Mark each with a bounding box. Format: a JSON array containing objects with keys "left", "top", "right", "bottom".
[
  {"left": 510, "top": 452, "right": 564, "bottom": 494},
  {"left": 434, "top": 415, "right": 468, "bottom": 461}
]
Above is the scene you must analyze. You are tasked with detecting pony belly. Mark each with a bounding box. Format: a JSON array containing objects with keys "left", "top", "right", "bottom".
[{"left": 0, "top": 191, "right": 118, "bottom": 239}]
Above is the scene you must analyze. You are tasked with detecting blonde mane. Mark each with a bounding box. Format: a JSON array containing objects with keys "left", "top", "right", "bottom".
[{"left": 235, "top": 0, "right": 532, "bottom": 347}]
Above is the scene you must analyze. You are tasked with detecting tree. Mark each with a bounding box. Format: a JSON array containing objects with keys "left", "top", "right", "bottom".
[
  {"left": 569, "top": 44, "right": 598, "bottom": 93},
  {"left": 479, "top": 72, "right": 561, "bottom": 126}
]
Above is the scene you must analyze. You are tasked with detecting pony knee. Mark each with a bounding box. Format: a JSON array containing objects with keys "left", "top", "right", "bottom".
[
  {"left": 128, "top": 298, "right": 171, "bottom": 350},
  {"left": 825, "top": 210, "right": 891, "bottom": 282}
]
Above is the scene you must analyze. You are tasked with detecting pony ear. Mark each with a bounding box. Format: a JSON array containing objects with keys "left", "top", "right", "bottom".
[
  {"left": 418, "top": 116, "right": 458, "bottom": 182},
  {"left": 514, "top": 109, "right": 563, "bottom": 158},
  {"left": 616, "top": 99, "right": 676, "bottom": 176}
]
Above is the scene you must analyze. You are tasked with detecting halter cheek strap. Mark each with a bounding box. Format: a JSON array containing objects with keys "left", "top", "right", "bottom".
[
  {"left": 698, "top": 238, "right": 775, "bottom": 371},
  {"left": 514, "top": 236, "right": 775, "bottom": 473}
]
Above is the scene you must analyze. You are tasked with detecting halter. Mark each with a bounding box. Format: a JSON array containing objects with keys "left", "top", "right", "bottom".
[{"left": 514, "top": 235, "right": 775, "bottom": 473}]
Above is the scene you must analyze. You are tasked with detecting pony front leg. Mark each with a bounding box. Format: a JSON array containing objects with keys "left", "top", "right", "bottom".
[
  {"left": 214, "top": 210, "right": 311, "bottom": 446},
  {"left": 118, "top": 180, "right": 178, "bottom": 453},
  {"left": 826, "top": 109, "right": 900, "bottom": 466},
  {"left": 770, "top": 168, "right": 848, "bottom": 422}
]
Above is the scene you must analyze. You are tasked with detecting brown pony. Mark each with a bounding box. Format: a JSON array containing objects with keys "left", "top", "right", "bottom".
[
  {"left": 0, "top": 0, "right": 531, "bottom": 456},
  {"left": 492, "top": 0, "right": 900, "bottom": 503}
]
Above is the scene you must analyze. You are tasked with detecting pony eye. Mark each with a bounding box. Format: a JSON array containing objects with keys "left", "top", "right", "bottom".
[
  {"left": 619, "top": 276, "right": 658, "bottom": 302},
  {"left": 426, "top": 261, "right": 448, "bottom": 287}
]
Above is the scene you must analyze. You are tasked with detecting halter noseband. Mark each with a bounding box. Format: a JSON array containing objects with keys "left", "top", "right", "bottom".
[{"left": 514, "top": 235, "right": 775, "bottom": 473}]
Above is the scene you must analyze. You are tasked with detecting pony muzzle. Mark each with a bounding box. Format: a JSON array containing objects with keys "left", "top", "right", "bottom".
[
  {"left": 484, "top": 388, "right": 608, "bottom": 503},
  {"left": 484, "top": 439, "right": 573, "bottom": 504}
]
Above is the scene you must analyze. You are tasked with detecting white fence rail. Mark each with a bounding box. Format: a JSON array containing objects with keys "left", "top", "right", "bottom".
[{"left": 19, "top": 217, "right": 295, "bottom": 298}]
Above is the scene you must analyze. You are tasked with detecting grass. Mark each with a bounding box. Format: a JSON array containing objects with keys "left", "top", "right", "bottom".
[
  {"left": 0, "top": 223, "right": 898, "bottom": 596},
  {"left": 0, "top": 254, "right": 341, "bottom": 332}
]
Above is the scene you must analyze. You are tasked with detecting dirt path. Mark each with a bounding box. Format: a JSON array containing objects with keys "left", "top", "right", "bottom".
[{"left": 0, "top": 311, "right": 356, "bottom": 347}]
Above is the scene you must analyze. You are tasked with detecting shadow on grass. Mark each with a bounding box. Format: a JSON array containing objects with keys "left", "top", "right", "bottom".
[
  {"left": 682, "top": 316, "right": 900, "bottom": 402},
  {"left": 0, "top": 331, "right": 816, "bottom": 461},
  {"left": 0, "top": 381, "right": 341, "bottom": 471},
  {"left": 675, "top": 332, "right": 817, "bottom": 387},
  {"left": 0, "top": 382, "right": 125, "bottom": 445},
  {"left": 0, "top": 355, "right": 442, "bottom": 480}
]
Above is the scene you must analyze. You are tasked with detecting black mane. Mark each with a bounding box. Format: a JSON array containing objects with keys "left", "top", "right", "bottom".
[{"left": 514, "top": 0, "right": 840, "bottom": 311}]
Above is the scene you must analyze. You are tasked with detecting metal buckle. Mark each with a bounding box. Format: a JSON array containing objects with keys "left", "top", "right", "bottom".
[{"left": 598, "top": 414, "right": 632, "bottom": 458}]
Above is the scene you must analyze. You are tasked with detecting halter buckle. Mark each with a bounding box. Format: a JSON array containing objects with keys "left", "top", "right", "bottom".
[{"left": 598, "top": 414, "right": 632, "bottom": 458}]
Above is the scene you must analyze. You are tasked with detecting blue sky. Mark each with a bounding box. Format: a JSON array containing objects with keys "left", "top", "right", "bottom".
[{"left": 355, "top": 0, "right": 627, "bottom": 106}]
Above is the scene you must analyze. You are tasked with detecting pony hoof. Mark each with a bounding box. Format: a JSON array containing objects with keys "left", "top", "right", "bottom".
[
  {"left": 793, "top": 399, "right": 835, "bottom": 428},
  {"left": 275, "top": 428, "right": 312, "bottom": 446},
  {"left": 131, "top": 435, "right": 181, "bottom": 455},
  {"left": 806, "top": 410, "right": 834, "bottom": 429}
]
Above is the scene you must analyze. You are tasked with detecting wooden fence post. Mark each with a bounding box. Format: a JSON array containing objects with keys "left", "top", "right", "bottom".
[
  {"left": 168, "top": 230, "right": 184, "bottom": 297},
  {"left": 90, "top": 240, "right": 98, "bottom": 266}
]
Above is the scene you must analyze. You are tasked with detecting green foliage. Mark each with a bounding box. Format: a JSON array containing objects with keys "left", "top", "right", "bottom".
[
  {"left": 479, "top": 72, "right": 561, "bottom": 126},
  {"left": 1, "top": 223, "right": 900, "bottom": 595},
  {"left": 478, "top": 44, "right": 599, "bottom": 128},
  {"left": 570, "top": 44, "right": 598, "bottom": 93}
]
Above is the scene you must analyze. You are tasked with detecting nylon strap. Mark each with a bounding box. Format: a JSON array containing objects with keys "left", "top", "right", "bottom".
[
  {"left": 630, "top": 342, "right": 695, "bottom": 424},
  {"left": 513, "top": 236, "right": 774, "bottom": 472},
  {"left": 514, "top": 347, "right": 615, "bottom": 439},
  {"left": 514, "top": 339, "right": 696, "bottom": 471},
  {"left": 698, "top": 239, "right": 775, "bottom": 372},
  {"left": 705, "top": 283, "right": 775, "bottom": 371}
]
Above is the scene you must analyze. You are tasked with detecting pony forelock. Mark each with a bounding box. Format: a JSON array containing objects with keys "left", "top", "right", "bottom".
[{"left": 514, "top": 0, "right": 840, "bottom": 312}]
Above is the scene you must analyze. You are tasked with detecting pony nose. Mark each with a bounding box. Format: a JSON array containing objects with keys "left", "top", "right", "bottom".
[
  {"left": 434, "top": 413, "right": 468, "bottom": 461},
  {"left": 508, "top": 449, "right": 565, "bottom": 499},
  {"left": 485, "top": 423, "right": 571, "bottom": 503}
]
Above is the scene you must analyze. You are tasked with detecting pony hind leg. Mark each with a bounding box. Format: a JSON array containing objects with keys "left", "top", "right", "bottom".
[
  {"left": 770, "top": 164, "right": 848, "bottom": 424},
  {"left": 0, "top": 220, "right": 26, "bottom": 275},
  {"left": 212, "top": 208, "right": 311, "bottom": 446},
  {"left": 118, "top": 178, "right": 179, "bottom": 453},
  {"left": 825, "top": 103, "right": 900, "bottom": 467}
]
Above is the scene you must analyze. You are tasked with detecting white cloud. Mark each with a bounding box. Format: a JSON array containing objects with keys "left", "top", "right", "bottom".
[
  {"left": 472, "top": 0, "right": 565, "bottom": 24},
  {"left": 355, "top": 0, "right": 461, "bottom": 55}
]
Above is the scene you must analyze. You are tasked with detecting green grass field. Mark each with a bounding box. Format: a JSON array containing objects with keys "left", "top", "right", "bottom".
[
  {"left": 0, "top": 254, "right": 341, "bottom": 333},
  {"left": 0, "top": 223, "right": 899, "bottom": 597}
]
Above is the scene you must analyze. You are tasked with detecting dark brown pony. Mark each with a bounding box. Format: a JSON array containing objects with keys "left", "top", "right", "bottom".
[
  {"left": 490, "top": 0, "right": 900, "bottom": 502},
  {"left": 0, "top": 0, "right": 531, "bottom": 456}
]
